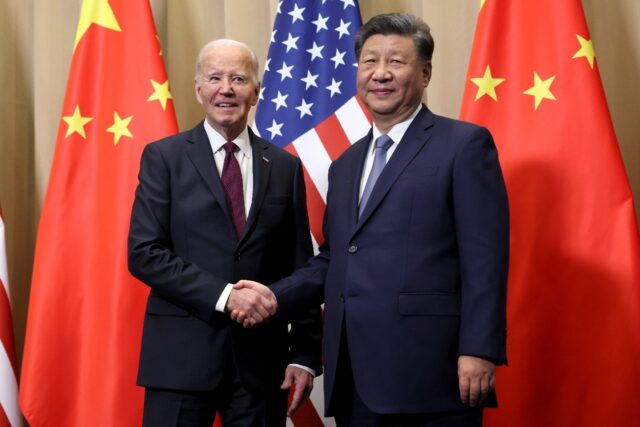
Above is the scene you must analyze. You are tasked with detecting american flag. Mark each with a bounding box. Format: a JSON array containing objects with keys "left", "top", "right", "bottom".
[
  {"left": 0, "top": 205, "right": 22, "bottom": 427},
  {"left": 255, "top": 0, "right": 371, "bottom": 255}
]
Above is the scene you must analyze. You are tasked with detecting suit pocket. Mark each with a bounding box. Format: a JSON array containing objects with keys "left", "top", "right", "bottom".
[
  {"left": 398, "top": 292, "right": 460, "bottom": 316},
  {"left": 146, "top": 295, "right": 190, "bottom": 317}
]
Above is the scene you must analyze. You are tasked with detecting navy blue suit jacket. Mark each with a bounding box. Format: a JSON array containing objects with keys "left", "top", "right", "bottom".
[
  {"left": 128, "top": 122, "right": 322, "bottom": 395},
  {"left": 272, "top": 106, "right": 509, "bottom": 414}
]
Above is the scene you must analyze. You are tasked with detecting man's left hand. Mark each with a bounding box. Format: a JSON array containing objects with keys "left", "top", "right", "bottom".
[
  {"left": 281, "top": 365, "right": 314, "bottom": 416},
  {"left": 458, "top": 355, "right": 496, "bottom": 407}
]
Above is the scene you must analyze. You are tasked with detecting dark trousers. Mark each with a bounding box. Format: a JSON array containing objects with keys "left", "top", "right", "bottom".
[
  {"left": 332, "top": 322, "right": 483, "bottom": 427},
  {"left": 142, "top": 366, "right": 287, "bottom": 427}
]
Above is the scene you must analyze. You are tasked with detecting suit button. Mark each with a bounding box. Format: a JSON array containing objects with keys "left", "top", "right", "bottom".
[
  {"left": 339, "top": 293, "right": 345, "bottom": 303},
  {"left": 348, "top": 243, "right": 358, "bottom": 254},
  {"left": 235, "top": 253, "right": 241, "bottom": 262}
]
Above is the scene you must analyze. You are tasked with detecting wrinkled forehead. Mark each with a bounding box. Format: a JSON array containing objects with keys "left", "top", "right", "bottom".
[
  {"left": 360, "top": 34, "right": 417, "bottom": 56},
  {"left": 199, "top": 44, "right": 257, "bottom": 78}
]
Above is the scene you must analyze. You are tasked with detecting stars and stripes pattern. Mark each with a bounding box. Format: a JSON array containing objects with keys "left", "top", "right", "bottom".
[
  {"left": 0, "top": 205, "right": 22, "bottom": 427},
  {"left": 255, "top": 0, "right": 371, "bottom": 252}
]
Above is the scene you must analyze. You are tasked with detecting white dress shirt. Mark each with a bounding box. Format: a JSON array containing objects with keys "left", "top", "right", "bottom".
[
  {"left": 358, "top": 105, "right": 423, "bottom": 203},
  {"left": 204, "top": 121, "right": 314, "bottom": 375},
  {"left": 203, "top": 121, "right": 253, "bottom": 313}
]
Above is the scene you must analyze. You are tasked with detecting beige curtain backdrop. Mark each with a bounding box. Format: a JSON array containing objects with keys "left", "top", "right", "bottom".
[{"left": 1, "top": 0, "right": 639, "bottom": 370}]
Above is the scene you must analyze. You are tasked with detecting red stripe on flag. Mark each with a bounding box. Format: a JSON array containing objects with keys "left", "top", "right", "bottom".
[
  {"left": 355, "top": 95, "right": 373, "bottom": 125},
  {"left": 0, "top": 406, "right": 12, "bottom": 427},
  {"left": 284, "top": 144, "right": 326, "bottom": 245},
  {"left": 290, "top": 399, "right": 325, "bottom": 427},
  {"left": 0, "top": 284, "right": 17, "bottom": 371},
  {"left": 315, "top": 114, "right": 351, "bottom": 160}
]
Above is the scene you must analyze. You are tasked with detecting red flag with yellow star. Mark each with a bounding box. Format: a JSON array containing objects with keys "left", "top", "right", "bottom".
[
  {"left": 461, "top": 0, "right": 640, "bottom": 425},
  {"left": 19, "top": 0, "right": 177, "bottom": 425}
]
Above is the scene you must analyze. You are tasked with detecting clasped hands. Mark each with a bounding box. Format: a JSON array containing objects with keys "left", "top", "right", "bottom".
[
  {"left": 225, "top": 280, "right": 277, "bottom": 327},
  {"left": 225, "top": 281, "right": 313, "bottom": 415}
]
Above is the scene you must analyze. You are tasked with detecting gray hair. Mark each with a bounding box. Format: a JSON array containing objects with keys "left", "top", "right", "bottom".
[
  {"left": 355, "top": 13, "right": 434, "bottom": 65},
  {"left": 194, "top": 39, "right": 259, "bottom": 82}
]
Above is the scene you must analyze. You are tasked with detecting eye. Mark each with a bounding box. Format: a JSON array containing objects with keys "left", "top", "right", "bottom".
[
  {"left": 232, "top": 76, "right": 247, "bottom": 84},
  {"left": 206, "top": 75, "right": 220, "bottom": 84}
]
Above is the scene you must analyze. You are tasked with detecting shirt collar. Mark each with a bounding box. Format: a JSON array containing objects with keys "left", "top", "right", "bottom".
[
  {"left": 203, "top": 120, "right": 252, "bottom": 159},
  {"left": 371, "top": 104, "right": 423, "bottom": 147}
]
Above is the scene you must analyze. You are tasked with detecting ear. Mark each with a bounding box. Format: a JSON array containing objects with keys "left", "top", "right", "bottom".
[
  {"left": 195, "top": 82, "right": 204, "bottom": 105},
  {"left": 422, "top": 61, "right": 432, "bottom": 87},
  {"left": 251, "top": 81, "right": 261, "bottom": 106}
]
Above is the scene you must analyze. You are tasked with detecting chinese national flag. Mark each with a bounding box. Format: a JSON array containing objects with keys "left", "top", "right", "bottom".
[
  {"left": 19, "top": 0, "right": 177, "bottom": 425},
  {"left": 460, "top": 1, "right": 640, "bottom": 426}
]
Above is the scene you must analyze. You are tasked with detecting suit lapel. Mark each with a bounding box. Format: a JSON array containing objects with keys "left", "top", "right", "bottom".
[
  {"left": 355, "top": 107, "right": 435, "bottom": 233},
  {"left": 185, "top": 122, "right": 234, "bottom": 228},
  {"left": 241, "top": 130, "right": 271, "bottom": 244},
  {"left": 347, "top": 130, "right": 374, "bottom": 231}
]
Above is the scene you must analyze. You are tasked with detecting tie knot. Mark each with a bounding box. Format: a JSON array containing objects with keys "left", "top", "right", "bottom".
[
  {"left": 375, "top": 135, "right": 393, "bottom": 151},
  {"left": 222, "top": 142, "right": 238, "bottom": 154}
]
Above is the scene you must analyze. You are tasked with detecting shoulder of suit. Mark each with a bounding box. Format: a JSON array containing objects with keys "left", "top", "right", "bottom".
[
  {"left": 253, "top": 134, "right": 300, "bottom": 163},
  {"left": 145, "top": 122, "right": 203, "bottom": 152},
  {"left": 433, "top": 113, "right": 487, "bottom": 134},
  {"left": 428, "top": 113, "right": 494, "bottom": 146}
]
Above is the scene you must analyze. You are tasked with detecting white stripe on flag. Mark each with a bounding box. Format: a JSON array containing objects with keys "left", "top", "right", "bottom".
[
  {"left": 309, "top": 373, "right": 336, "bottom": 427},
  {"left": 335, "top": 97, "right": 371, "bottom": 144},
  {"left": 292, "top": 129, "right": 332, "bottom": 203},
  {"left": 0, "top": 327, "right": 21, "bottom": 427},
  {"left": 310, "top": 234, "right": 319, "bottom": 256}
]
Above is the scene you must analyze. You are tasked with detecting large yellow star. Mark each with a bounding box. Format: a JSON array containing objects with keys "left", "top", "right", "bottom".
[
  {"left": 74, "top": 0, "right": 122, "bottom": 51},
  {"left": 106, "top": 112, "right": 134, "bottom": 145},
  {"left": 470, "top": 65, "right": 505, "bottom": 101},
  {"left": 523, "top": 72, "right": 556, "bottom": 110},
  {"left": 572, "top": 34, "right": 595, "bottom": 69},
  {"left": 480, "top": 0, "right": 487, "bottom": 10},
  {"left": 147, "top": 80, "right": 173, "bottom": 110},
  {"left": 62, "top": 105, "right": 93, "bottom": 138}
]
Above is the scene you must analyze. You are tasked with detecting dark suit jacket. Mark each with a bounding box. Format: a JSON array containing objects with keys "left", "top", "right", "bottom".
[
  {"left": 272, "top": 106, "right": 509, "bottom": 415},
  {"left": 128, "top": 122, "right": 322, "bottom": 395}
]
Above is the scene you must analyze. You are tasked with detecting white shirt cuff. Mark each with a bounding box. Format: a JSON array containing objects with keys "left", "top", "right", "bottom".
[
  {"left": 288, "top": 363, "right": 316, "bottom": 377},
  {"left": 215, "top": 283, "right": 234, "bottom": 312}
]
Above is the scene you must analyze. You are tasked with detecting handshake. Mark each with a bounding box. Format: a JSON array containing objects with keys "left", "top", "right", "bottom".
[{"left": 225, "top": 280, "right": 277, "bottom": 327}]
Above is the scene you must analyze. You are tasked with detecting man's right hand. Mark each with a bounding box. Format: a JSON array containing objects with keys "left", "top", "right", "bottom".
[{"left": 226, "top": 280, "right": 277, "bottom": 327}]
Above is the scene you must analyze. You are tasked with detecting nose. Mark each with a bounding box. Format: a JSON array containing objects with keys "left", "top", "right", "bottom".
[
  {"left": 372, "top": 62, "right": 391, "bottom": 81},
  {"left": 219, "top": 77, "right": 233, "bottom": 94}
]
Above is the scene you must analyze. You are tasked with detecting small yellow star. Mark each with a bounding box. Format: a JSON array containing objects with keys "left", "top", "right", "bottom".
[
  {"left": 106, "top": 112, "right": 134, "bottom": 145},
  {"left": 480, "top": 0, "right": 487, "bottom": 10},
  {"left": 572, "top": 34, "right": 595, "bottom": 69},
  {"left": 470, "top": 65, "right": 505, "bottom": 101},
  {"left": 62, "top": 105, "right": 93, "bottom": 138},
  {"left": 523, "top": 72, "right": 556, "bottom": 110},
  {"left": 147, "top": 79, "right": 173, "bottom": 110},
  {"left": 74, "top": 0, "right": 121, "bottom": 51}
]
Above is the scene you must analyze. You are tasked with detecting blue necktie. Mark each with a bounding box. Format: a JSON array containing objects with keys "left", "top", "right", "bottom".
[{"left": 359, "top": 134, "right": 393, "bottom": 217}]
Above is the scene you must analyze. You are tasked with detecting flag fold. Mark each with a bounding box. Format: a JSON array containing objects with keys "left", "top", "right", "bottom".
[
  {"left": 19, "top": 0, "right": 178, "bottom": 425},
  {"left": 460, "top": 1, "right": 640, "bottom": 425}
]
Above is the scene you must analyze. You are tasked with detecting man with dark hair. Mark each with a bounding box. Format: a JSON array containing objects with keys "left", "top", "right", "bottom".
[
  {"left": 235, "top": 13, "right": 509, "bottom": 426},
  {"left": 128, "top": 39, "right": 321, "bottom": 427}
]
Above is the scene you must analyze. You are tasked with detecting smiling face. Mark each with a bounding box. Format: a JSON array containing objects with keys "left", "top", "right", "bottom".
[
  {"left": 357, "top": 34, "right": 431, "bottom": 133},
  {"left": 195, "top": 41, "right": 260, "bottom": 141}
]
